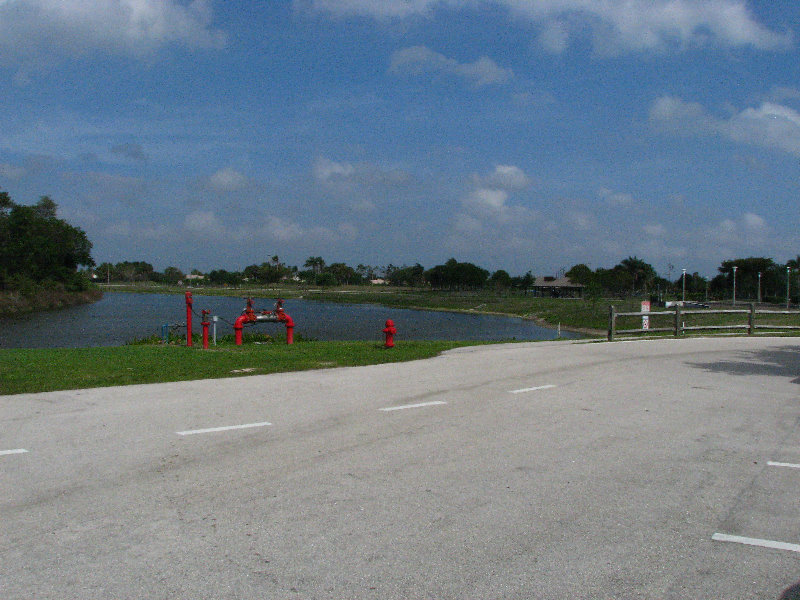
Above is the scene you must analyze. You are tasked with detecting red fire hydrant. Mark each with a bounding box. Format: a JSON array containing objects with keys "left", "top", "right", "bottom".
[{"left": 383, "top": 319, "right": 396, "bottom": 348}]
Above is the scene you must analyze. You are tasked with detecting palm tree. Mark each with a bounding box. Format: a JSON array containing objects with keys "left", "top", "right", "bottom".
[
  {"left": 304, "top": 256, "right": 325, "bottom": 275},
  {"left": 619, "top": 256, "right": 656, "bottom": 294}
]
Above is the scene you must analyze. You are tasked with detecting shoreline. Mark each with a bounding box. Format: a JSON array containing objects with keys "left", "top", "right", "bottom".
[
  {"left": 0, "top": 288, "right": 103, "bottom": 318},
  {"left": 96, "top": 284, "right": 607, "bottom": 337}
]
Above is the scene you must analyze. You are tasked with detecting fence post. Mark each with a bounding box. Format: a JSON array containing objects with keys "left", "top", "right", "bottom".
[
  {"left": 608, "top": 305, "right": 616, "bottom": 341},
  {"left": 749, "top": 303, "right": 755, "bottom": 335},
  {"left": 674, "top": 305, "right": 681, "bottom": 337}
]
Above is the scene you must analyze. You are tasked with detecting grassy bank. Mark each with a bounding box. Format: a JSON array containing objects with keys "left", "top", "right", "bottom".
[
  {"left": 0, "top": 287, "right": 102, "bottom": 317},
  {"left": 0, "top": 339, "right": 487, "bottom": 395}
]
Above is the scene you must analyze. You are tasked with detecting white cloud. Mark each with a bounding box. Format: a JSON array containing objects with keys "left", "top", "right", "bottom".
[
  {"left": 650, "top": 96, "right": 800, "bottom": 156},
  {"left": 389, "top": 46, "right": 513, "bottom": 86},
  {"left": 649, "top": 96, "right": 708, "bottom": 125},
  {"left": 643, "top": 223, "right": 667, "bottom": 237},
  {"left": 538, "top": 20, "right": 569, "bottom": 54},
  {"left": 209, "top": 167, "right": 248, "bottom": 192},
  {"left": 296, "top": 0, "right": 444, "bottom": 19},
  {"left": 0, "top": 0, "right": 227, "bottom": 80},
  {"left": 184, "top": 210, "right": 223, "bottom": 238},
  {"left": 313, "top": 157, "right": 356, "bottom": 181},
  {"left": 566, "top": 210, "right": 594, "bottom": 231},
  {"left": 742, "top": 212, "right": 767, "bottom": 231},
  {"left": 301, "top": 0, "right": 791, "bottom": 53},
  {"left": 473, "top": 164, "right": 531, "bottom": 190},
  {"left": 709, "top": 212, "right": 770, "bottom": 252},
  {"left": 465, "top": 187, "right": 510, "bottom": 214},
  {"left": 722, "top": 103, "right": 800, "bottom": 156},
  {"left": 598, "top": 187, "right": 636, "bottom": 206},
  {"left": 262, "top": 216, "right": 305, "bottom": 242}
]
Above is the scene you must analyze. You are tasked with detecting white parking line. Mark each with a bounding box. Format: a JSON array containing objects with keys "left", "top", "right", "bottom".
[
  {"left": 712, "top": 533, "right": 800, "bottom": 554},
  {"left": 509, "top": 384, "right": 556, "bottom": 394},
  {"left": 380, "top": 401, "right": 447, "bottom": 412},
  {"left": 176, "top": 421, "right": 272, "bottom": 436},
  {"left": 0, "top": 449, "right": 28, "bottom": 456},
  {"left": 767, "top": 461, "right": 800, "bottom": 469}
]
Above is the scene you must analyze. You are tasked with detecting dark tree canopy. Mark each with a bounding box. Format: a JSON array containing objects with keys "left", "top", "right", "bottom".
[{"left": 0, "top": 193, "right": 94, "bottom": 290}]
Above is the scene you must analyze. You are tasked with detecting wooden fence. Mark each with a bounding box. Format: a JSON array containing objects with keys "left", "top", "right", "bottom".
[{"left": 607, "top": 304, "right": 800, "bottom": 341}]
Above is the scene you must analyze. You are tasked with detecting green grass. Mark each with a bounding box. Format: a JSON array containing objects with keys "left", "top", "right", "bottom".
[{"left": 0, "top": 339, "right": 488, "bottom": 395}]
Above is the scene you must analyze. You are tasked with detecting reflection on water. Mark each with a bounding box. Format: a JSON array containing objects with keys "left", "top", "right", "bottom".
[{"left": 0, "top": 291, "right": 579, "bottom": 349}]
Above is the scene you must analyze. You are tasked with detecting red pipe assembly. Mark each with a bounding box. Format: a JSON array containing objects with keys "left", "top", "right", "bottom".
[{"left": 234, "top": 298, "right": 294, "bottom": 345}]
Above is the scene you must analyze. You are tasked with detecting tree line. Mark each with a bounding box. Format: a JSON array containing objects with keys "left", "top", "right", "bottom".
[
  {"left": 567, "top": 256, "right": 800, "bottom": 303},
  {"left": 96, "top": 253, "right": 800, "bottom": 303},
  {"left": 5, "top": 191, "right": 798, "bottom": 303}
]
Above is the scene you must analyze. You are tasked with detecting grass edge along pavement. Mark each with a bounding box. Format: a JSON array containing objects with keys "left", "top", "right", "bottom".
[{"left": 0, "top": 339, "right": 493, "bottom": 396}]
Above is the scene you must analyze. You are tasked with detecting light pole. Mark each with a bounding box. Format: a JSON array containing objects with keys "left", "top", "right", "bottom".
[
  {"left": 732, "top": 266, "right": 737, "bottom": 306},
  {"left": 757, "top": 272, "right": 762, "bottom": 304},
  {"left": 682, "top": 269, "right": 686, "bottom": 302},
  {"left": 787, "top": 267, "right": 792, "bottom": 309}
]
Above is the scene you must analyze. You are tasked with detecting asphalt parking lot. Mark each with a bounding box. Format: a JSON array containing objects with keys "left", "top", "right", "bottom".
[{"left": 2, "top": 336, "right": 799, "bottom": 599}]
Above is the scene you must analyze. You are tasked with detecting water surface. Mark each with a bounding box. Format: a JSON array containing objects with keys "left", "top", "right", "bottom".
[{"left": 0, "top": 292, "right": 578, "bottom": 348}]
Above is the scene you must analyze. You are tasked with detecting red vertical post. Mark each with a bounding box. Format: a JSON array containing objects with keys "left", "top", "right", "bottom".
[
  {"left": 285, "top": 320, "right": 294, "bottom": 345},
  {"left": 201, "top": 309, "right": 210, "bottom": 349},
  {"left": 185, "top": 291, "right": 193, "bottom": 347}
]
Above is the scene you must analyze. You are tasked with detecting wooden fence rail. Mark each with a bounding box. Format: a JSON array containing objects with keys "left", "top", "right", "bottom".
[{"left": 607, "top": 304, "right": 800, "bottom": 341}]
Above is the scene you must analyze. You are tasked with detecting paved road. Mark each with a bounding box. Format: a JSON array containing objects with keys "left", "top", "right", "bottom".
[{"left": 2, "top": 336, "right": 800, "bottom": 599}]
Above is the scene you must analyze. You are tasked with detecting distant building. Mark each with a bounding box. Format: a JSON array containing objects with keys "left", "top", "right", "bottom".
[
  {"left": 531, "top": 276, "right": 584, "bottom": 298},
  {"left": 185, "top": 273, "right": 205, "bottom": 281}
]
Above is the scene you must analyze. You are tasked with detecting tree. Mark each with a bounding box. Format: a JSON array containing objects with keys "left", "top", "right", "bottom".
[
  {"left": 489, "top": 269, "right": 512, "bottom": 290},
  {"left": 565, "top": 264, "right": 595, "bottom": 287},
  {"left": 619, "top": 256, "right": 656, "bottom": 294},
  {"left": 163, "top": 266, "right": 185, "bottom": 284},
  {"left": 304, "top": 256, "right": 325, "bottom": 275},
  {"left": 388, "top": 264, "right": 425, "bottom": 286},
  {"left": 0, "top": 193, "right": 94, "bottom": 290},
  {"left": 424, "top": 258, "right": 489, "bottom": 290},
  {"left": 326, "top": 262, "right": 360, "bottom": 285}
]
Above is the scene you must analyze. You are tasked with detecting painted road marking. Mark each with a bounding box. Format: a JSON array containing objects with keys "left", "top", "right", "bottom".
[
  {"left": 509, "top": 384, "right": 556, "bottom": 394},
  {"left": 380, "top": 401, "right": 447, "bottom": 412},
  {"left": 767, "top": 461, "right": 800, "bottom": 469},
  {"left": 712, "top": 533, "right": 800, "bottom": 554},
  {"left": 0, "top": 449, "right": 28, "bottom": 456},
  {"left": 177, "top": 421, "right": 272, "bottom": 436}
]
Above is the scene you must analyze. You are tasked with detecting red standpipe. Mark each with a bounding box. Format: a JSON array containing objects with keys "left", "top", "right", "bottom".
[
  {"left": 185, "top": 291, "right": 193, "bottom": 347},
  {"left": 279, "top": 311, "right": 295, "bottom": 345},
  {"left": 234, "top": 313, "right": 249, "bottom": 345},
  {"left": 201, "top": 309, "right": 211, "bottom": 349}
]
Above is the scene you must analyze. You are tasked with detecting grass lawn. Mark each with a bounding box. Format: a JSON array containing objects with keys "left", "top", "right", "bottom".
[{"left": 0, "top": 339, "right": 488, "bottom": 395}]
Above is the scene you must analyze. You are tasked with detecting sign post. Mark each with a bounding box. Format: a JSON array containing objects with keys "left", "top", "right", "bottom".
[{"left": 641, "top": 300, "right": 651, "bottom": 330}]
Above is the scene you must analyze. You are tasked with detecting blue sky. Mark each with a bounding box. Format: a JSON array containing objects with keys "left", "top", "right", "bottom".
[{"left": 1, "top": 0, "right": 799, "bottom": 278}]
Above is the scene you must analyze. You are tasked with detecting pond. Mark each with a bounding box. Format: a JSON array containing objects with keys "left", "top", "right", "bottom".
[{"left": 0, "top": 292, "right": 580, "bottom": 349}]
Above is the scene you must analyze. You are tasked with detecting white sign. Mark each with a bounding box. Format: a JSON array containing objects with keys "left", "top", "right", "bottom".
[{"left": 641, "top": 300, "right": 651, "bottom": 330}]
